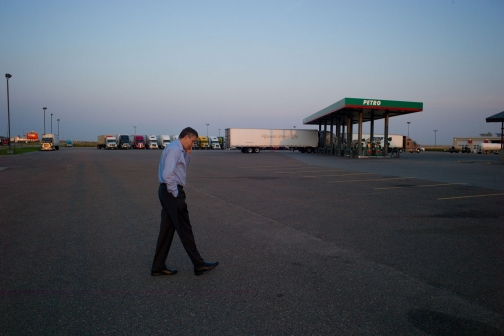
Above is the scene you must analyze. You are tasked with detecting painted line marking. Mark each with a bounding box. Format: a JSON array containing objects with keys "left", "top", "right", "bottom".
[
  {"left": 243, "top": 165, "right": 304, "bottom": 169},
  {"left": 329, "top": 177, "right": 414, "bottom": 183},
  {"left": 275, "top": 169, "right": 344, "bottom": 174},
  {"left": 437, "top": 193, "right": 504, "bottom": 200},
  {"left": 305, "top": 172, "right": 375, "bottom": 178},
  {"left": 375, "top": 183, "right": 468, "bottom": 190}
]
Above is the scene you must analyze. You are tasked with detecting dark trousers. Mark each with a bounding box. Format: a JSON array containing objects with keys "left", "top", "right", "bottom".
[{"left": 152, "top": 184, "right": 204, "bottom": 271}]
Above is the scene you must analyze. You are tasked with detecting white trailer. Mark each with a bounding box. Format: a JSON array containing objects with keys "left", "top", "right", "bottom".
[
  {"left": 478, "top": 143, "right": 501, "bottom": 154},
  {"left": 145, "top": 135, "right": 158, "bottom": 149},
  {"left": 225, "top": 128, "right": 318, "bottom": 153},
  {"left": 157, "top": 135, "right": 171, "bottom": 149}
]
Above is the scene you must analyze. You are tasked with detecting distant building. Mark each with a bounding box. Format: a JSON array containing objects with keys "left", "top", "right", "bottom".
[{"left": 452, "top": 136, "right": 501, "bottom": 152}]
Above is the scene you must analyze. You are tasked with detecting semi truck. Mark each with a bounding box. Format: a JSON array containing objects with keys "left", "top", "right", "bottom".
[
  {"left": 209, "top": 136, "right": 221, "bottom": 149},
  {"left": 116, "top": 134, "right": 131, "bottom": 149},
  {"left": 157, "top": 135, "right": 171, "bottom": 149},
  {"left": 225, "top": 128, "right": 319, "bottom": 153},
  {"left": 145, "top": 135, "right": 158, "bottom": 149},
  {"left": 198, "top": 136, "right": 210, "bottom": 149},
  {"left": 129, "top": 135, "right": 145, "bottom": 149},
  {"left": 41, "top": 133, "right": 60, "bottom": 151},
  {"left": 97, "top": 135, "right": 117, "bottom": 149}
]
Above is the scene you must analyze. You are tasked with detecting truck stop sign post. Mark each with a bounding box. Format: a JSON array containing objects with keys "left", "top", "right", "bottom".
[{"left": 303, "top": 97, "right": 423, "bottom": 157}]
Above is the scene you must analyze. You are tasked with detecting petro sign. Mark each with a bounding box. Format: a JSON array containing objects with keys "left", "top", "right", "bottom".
[{"left": 362, "top": 100, "right": 381, "bottom": 106}]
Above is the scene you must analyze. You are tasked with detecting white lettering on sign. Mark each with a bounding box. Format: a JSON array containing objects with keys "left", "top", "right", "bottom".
[{"left": 363, "top": 100, "right": 381, "bottom": 106}]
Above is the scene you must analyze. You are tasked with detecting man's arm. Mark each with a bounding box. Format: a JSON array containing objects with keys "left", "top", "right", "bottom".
[{"left": 162, "top": 147, "right": 180, "bottom": 197}]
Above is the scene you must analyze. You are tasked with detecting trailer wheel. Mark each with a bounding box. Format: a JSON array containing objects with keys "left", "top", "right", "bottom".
[
  {"left": 246, "top": 147, "right": 253, "bottom": 153},
  {"left": 305, "top": 148, "right": 313, "bottom": 153},
  {"left": 253, "top": 148, "right": 260, "bottom": 153}
]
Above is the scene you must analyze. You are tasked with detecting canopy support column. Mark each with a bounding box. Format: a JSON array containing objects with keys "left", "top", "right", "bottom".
[
  {"left": 384, "top": 111, "right": 389, "bottom": 156},
  {"left": 347, "top": 115, "right": 352, "bottom": 157},
  {"left": 358, "top": 111, "right": 363, "bottom": 157},
  {"left": 370, "top": 110, "right": 375, "bottom": 156},
  {"left": 330, "top": 118, "right": 334, "bottom": 155},
  {"left": 323, "top": 120, "right": 328, "bottom": 154}
]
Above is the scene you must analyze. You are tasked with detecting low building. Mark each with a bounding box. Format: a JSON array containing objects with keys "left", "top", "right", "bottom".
[{"left": 452, "top": 136, "right": 501, "bottom": 152}]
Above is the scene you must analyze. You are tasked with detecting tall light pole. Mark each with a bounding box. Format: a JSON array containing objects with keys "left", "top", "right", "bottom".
[
  {"left": 57, "top": 119, "right": 60, "bottom": 138},
  {"left": 51, "top": 113, "right": 53, "bottom": 133},
  {"left": 218, "top": 129, "right": 221, "bottom": 136},
  {"left": 206, "top": 124, "right": 209, "bottom": 138},
  {"left": 407, "top": 122, "right": 410, "bottom": 137},
  {"left": 43, "top": 107, "right": 47, "bottom": 134},
  {"left": 434, "top": 130, "right": 438, "bottom": 148},
  {"left": 5, "top": 74, "right": 12, "bottom": 154},
  {"left": 134, "top": 126, "right": 136, "bottom": 135}
]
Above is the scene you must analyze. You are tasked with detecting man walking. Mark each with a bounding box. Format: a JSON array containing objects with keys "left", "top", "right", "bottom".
[{"left": 151, "top": 127, "right": 218, "bottom": 276}]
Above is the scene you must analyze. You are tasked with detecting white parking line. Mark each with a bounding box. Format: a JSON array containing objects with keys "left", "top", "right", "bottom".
[
  {"left": 275, "top": 169, "right": 344, "bottom": 174},
  {"left": 375, "top": 183, "right": 468, "bottom": 190},
  {"left": 437, "top": 193, "right": 504, "bottom": 200},
  {"left": 305, "top": 172, "right": 374, "bottom": 178},
  {"left": 329, "top": 177, "right": 414, "bottom": 183}
]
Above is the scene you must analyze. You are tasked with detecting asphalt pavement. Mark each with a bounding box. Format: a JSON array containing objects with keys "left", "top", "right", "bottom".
[{"left": 1, "top": 148, "right": 503, "bottom": 335}]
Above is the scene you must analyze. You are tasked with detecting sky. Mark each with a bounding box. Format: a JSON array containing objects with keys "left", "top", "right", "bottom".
[{"left": 1, "top": 0, "right": 503, "bottom": 145}]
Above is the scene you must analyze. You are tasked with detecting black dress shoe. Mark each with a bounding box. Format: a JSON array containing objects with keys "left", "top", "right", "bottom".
[
  {"left": 194, "top": 261, "right": 219, "bottom": 276},
  {"left": 151, "top": 268, "right": 178, "bottom": 276}
]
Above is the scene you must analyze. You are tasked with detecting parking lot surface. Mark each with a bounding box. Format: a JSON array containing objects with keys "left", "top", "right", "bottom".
[{"left": 1, "top": 148, "right": 503, "bottom": 335}]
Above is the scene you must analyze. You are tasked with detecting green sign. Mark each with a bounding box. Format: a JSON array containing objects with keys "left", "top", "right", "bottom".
[{"left": 345, "top": 98, "right": 423, "bottom": 110}]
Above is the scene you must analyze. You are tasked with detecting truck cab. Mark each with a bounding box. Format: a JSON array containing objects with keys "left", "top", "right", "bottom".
[
  {"left": 133, "top": 135, "right": 145, "bottom": 149},
  {"left": 66, "top": 139, "right": 73, "bottom": 147},
  {"left": 198, "top": 136, "right": 209, "bottom": 149},
  {"left": 157, "top": 135, "right": 171, "bottom": 149},
  {"left": 41, "top": 133, "right": 60, "bottom": 151},
  {"left": 117, "top": 134, "right": 131, "bottom": 149},
  {"left": 209, "top": 136, "right": 221, "bottom": 149},
  {"left": 146, "top": 135, "right": 158, "bottom": 149}
]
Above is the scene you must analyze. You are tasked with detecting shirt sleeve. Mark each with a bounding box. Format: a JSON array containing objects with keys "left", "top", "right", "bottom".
[{"left": 162, "top": 147, "right": 180, "bottom": 197}]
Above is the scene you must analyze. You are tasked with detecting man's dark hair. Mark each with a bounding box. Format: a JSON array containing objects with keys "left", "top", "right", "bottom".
[{"left": 179, "top": 127, "right": 198, "bottom": 139}]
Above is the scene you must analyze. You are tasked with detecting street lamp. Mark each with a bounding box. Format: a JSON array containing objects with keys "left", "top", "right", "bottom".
[
  {"left": 57, "top": 119, "right": 60, "bottom": 138},
  {"left": 206, "top": 124, "right": 209, "bottom": 138},
  {"left": 51, "top": 113, "right": 53, "bottom": 133},
  {"left": 134, "top": 126, "right": 136, "bottom": 135},
  {"left": 218, "top": 129, "right": 221, "bottom": 136},
  {"left": 434, "top": 130, "right": 438, "bottom": 147},
  {"left": 407, "top": 122, "right": 410, "bottom": 137},
  {"left": 5, "top": 74, "right": 12, "bottom": 154},
  {"left": 43, "top": 107, "right": 47, "bottom": 134}
]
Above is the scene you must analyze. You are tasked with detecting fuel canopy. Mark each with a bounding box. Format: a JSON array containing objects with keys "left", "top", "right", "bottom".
[{"left": 303, "top": 97, "right": 423, "bottom": 157}]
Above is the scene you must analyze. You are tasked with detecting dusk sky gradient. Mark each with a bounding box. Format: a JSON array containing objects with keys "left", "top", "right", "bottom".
[{"left": 1, "top": 0, "right": 503, "bottom": 144}]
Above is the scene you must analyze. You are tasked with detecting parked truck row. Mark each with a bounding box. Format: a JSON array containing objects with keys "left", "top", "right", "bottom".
[{"left": 96, "top": 134, "right": 184, "bottom": 150}]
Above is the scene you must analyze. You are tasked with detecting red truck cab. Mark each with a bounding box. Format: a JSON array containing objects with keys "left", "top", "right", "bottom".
[{"left": 134, "top": 135, "right": 145, "bottom": 149}]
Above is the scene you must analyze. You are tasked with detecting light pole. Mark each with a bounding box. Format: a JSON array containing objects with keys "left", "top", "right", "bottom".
[
  {"left": 43, "top": 107, "right": 47, "bottom": 134},
  {"left": 57, "top": 119, "right": 60, "bottom": 138},
  {"left": 134, "top": 126, "right": 136, "bottom": 135},
  {"left": 51, "top": 113, "right": 53, "bottom": 133},
  {"left": 434, "top": 130, "right": 438, "bottom": 148},
  {"left": 5, "top": 74, "right": 12, "bottom": 154},
  {"left": 206, "top": 124, "right": 209, "bottom": 138},
  {"left": 407, "top": 122, "right": 410, "bottom": 137},
  {"left": 218, "top": 129, "right": 221, "bottom": 137}
]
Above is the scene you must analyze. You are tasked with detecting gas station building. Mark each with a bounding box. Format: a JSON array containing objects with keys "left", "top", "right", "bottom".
[{"left": 303, "top": 97, "right": 423, "bottom": 157}]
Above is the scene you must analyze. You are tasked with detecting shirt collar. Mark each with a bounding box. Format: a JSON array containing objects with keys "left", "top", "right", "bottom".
[{"left": 175, "top": 139, "right": 184, "bottom": 151}]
